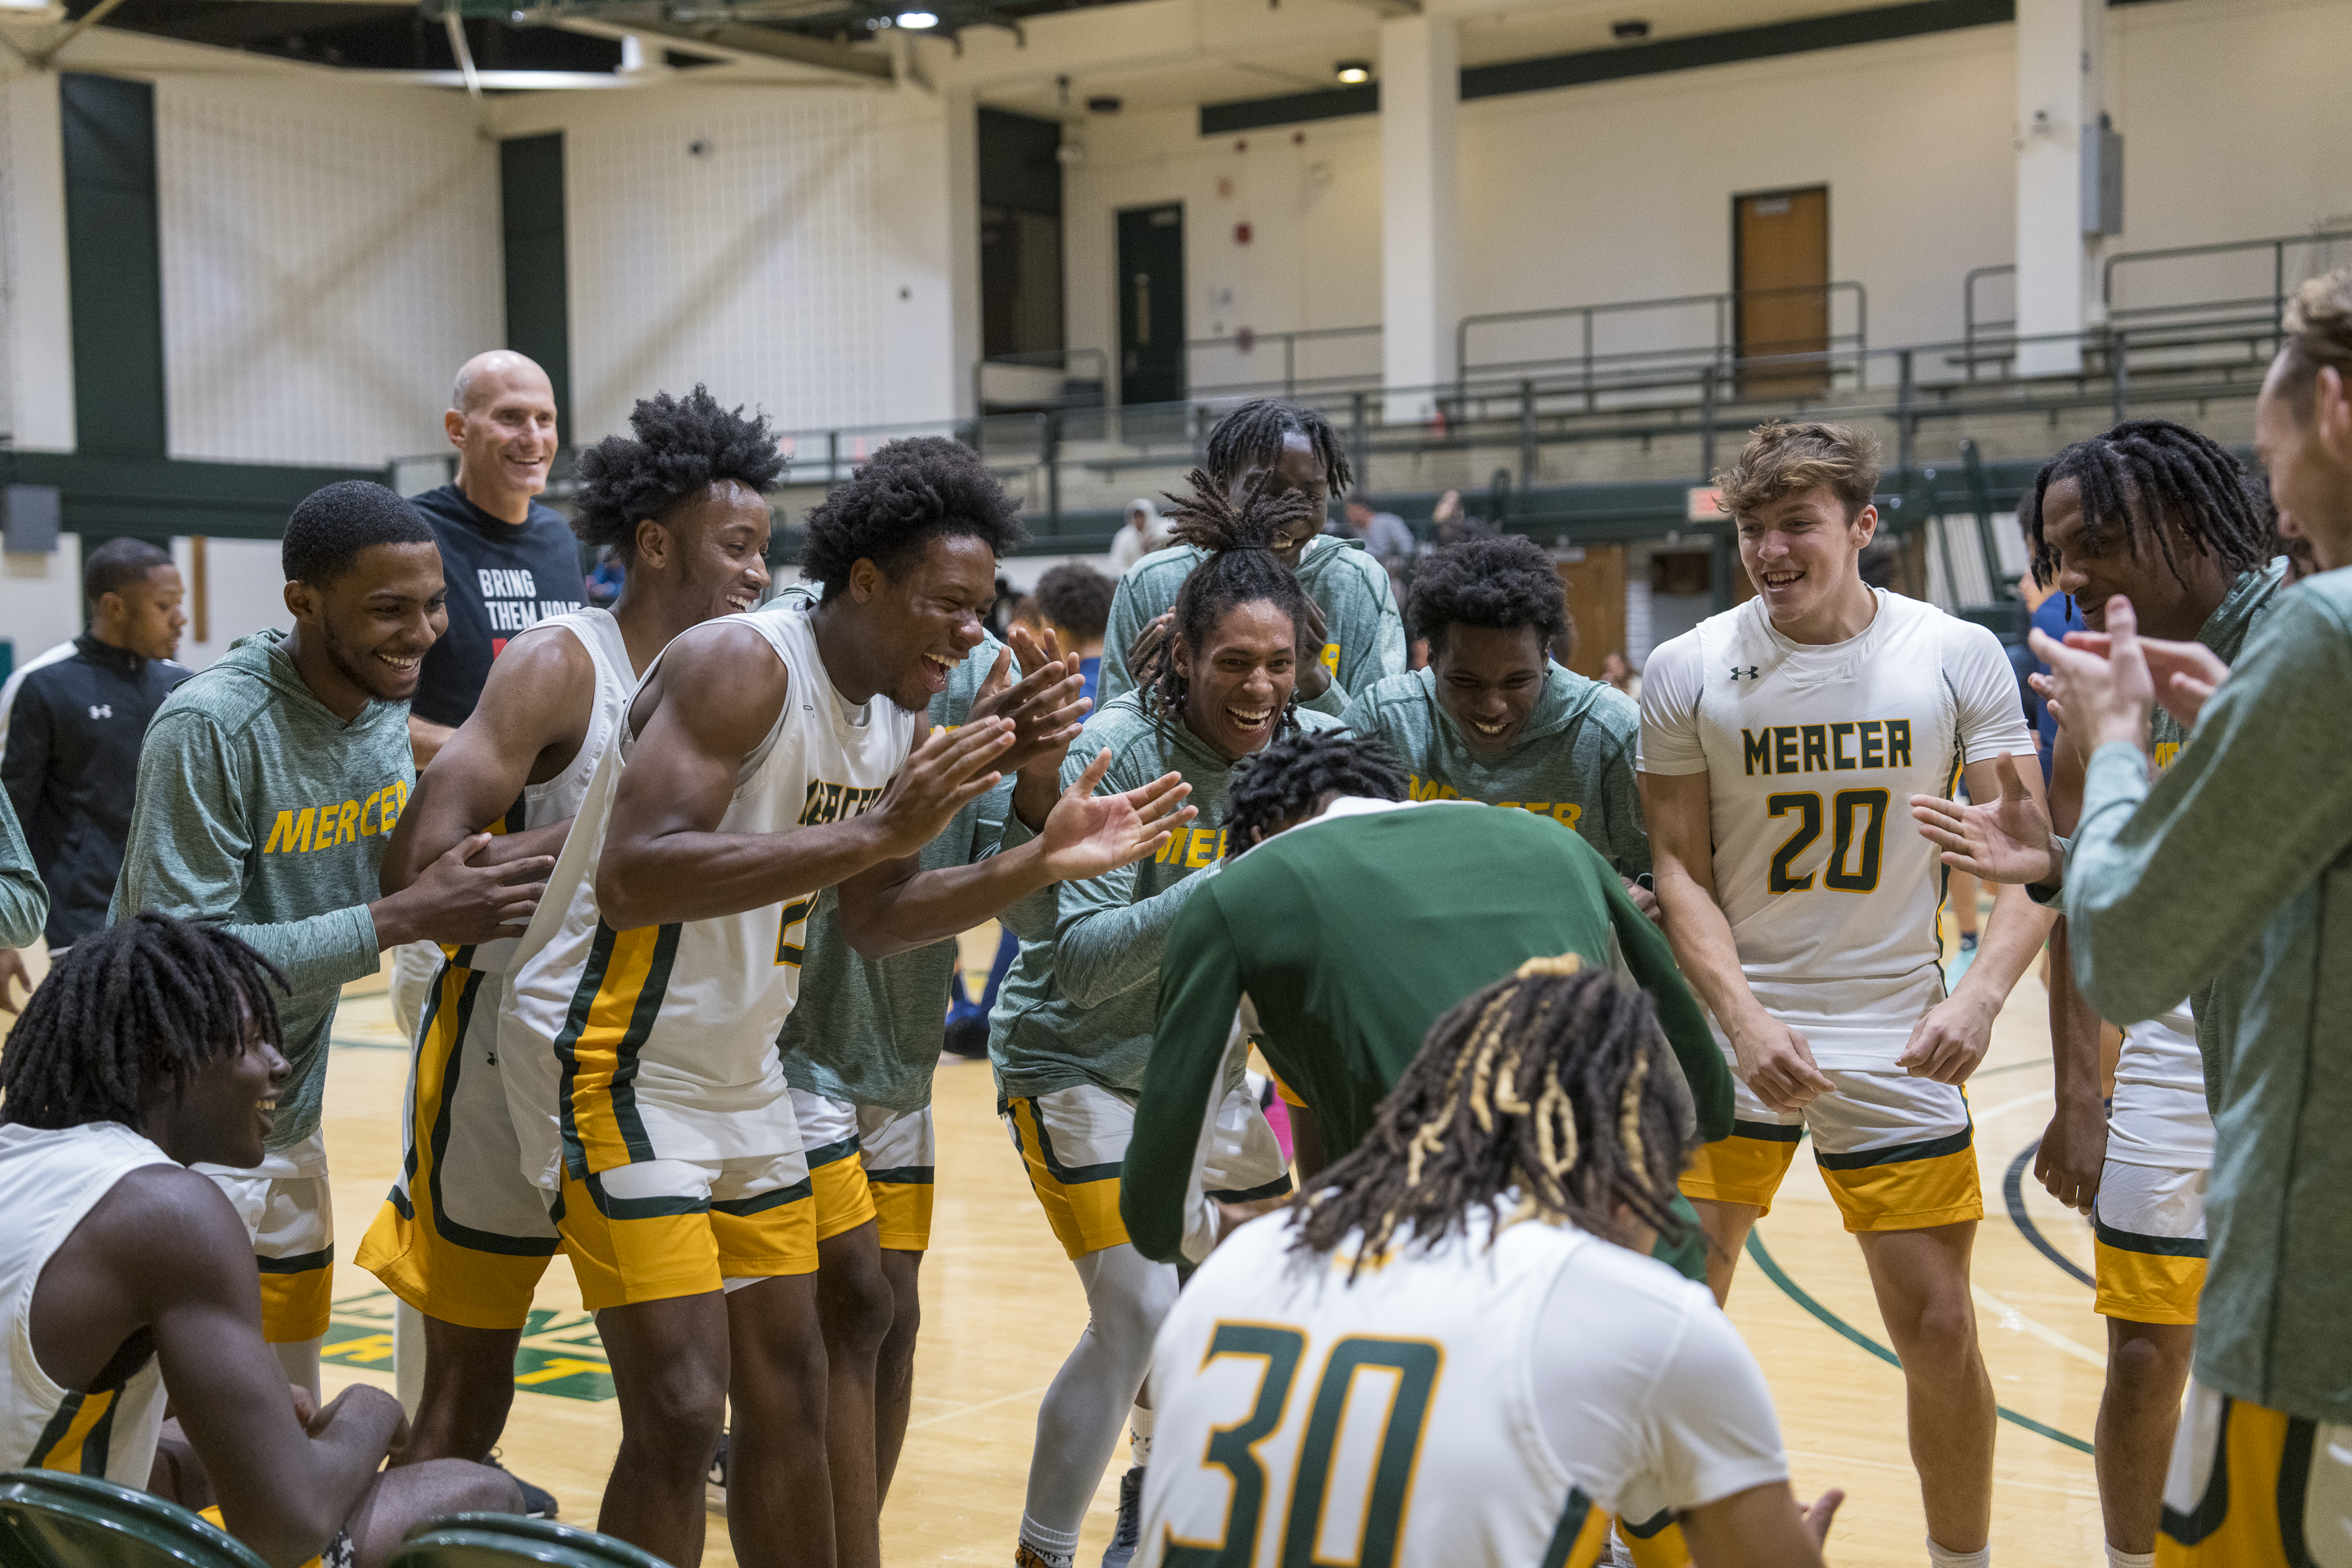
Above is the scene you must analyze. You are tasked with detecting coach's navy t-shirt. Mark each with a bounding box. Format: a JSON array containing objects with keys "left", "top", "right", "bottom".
[{"left": 408, "top": 483, "right": 585, "bottom": 727}]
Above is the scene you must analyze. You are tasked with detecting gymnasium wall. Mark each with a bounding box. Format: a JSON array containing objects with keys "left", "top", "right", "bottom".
[
  {"left": 1060, "top": 0, "right": 2352, "bottom": 398},
  {"left": 153, "top": 76, "right": 502, "bottom": 468}
]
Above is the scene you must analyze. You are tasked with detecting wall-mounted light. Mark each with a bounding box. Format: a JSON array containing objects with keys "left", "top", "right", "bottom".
[
  {"left": 1610, "top": 18, "right": 1649, "bottom": 38},
  {"left": 1334, "top": 59, "right": 1372, "bottom": 84},
  {"left": 896, "top": 10, "right": 938, "bottom": 26}
]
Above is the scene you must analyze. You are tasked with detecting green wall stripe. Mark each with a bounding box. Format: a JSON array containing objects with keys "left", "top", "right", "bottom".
[
  {"left": 500, "top": 134, "right": 573, "bottom": 440},
  {"left": 59, "top": 73, "right": 167, "bottom": 457}
]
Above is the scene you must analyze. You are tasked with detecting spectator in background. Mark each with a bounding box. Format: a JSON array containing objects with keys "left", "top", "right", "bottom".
[
  {"left": 1601, "top": 650, "right": 1639, "bottom": 699},
  {"left": 1336, "top": 492, "right": 1416, "bottom": 562},
  {"left": 1031, "top": 563, "right": 1115, "bottom": 704},
  {"left": 1431, "top": 488, "right": 1496, "bottom": 545},
  {"left": 1108, "top": 497, "right": 1173, "bottom": 575},
  {"left": 0, "top": 539, "right": 190, "bottom": 1007},
  {"left": 586, "top": 545, "right": 625, "bottom": 608}
]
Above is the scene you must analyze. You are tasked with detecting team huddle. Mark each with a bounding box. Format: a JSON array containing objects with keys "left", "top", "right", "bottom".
[{"left": 3, "top": 270, "right": 2351, "bottom": 1568}]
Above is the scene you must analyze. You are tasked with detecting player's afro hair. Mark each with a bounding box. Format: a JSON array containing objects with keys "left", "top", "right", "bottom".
[
  {"left": 570, "top": 386, "right": 786, "bottom": 563},
  {"left": 1407, "top": 534, "right": 1568, "bottom": 656},
  {"left": 282, "top": 482, "right": 434, "bottom": 588},
  {"left": 799, "top": 436, "right": 1028, "bottom": 596},
  {"left": 1033, "top": 563, "right": 1116, "bottom": 643}
]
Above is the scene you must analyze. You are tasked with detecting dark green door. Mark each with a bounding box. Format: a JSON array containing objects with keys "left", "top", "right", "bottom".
[{"left": 1117, "top": 204, "right": 1185, "bottom": 407}]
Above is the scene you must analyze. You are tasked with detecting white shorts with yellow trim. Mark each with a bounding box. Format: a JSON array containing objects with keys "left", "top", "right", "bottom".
[
  {"left": 1680, "top": 1065, "right": 1982, "bottom": 1233},
  {"left": 2160, "top": 1377, "right": 2352, "bottom": 1566},
  {"left": 791, "top": 1089, "right": 936, "bottom": 1252},
  {"left": 552, "top": 1150, "right": 817, "bottom": 1311},
  {"left": 2093, "top": 1160, "right": 2207, "bottom": 1327},
  {"left": 198, "top": 1128, "right": 334, "bottom": 1344},
  {"left": 356, "top": 963, "right": 563, "bottom": 1332}
]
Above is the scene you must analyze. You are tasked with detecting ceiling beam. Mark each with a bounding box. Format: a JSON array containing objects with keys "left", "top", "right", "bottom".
[{"left": 521, "top": 4, "right": 892, "bottom": 78}]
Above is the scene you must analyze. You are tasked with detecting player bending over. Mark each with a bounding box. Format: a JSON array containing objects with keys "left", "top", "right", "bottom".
[
  {"left": 0, "top": 914, "right": 519, "bottom": 1567},
  {"left": 1138, "top": 963, "right": 1841, "bottom": 1568},
  {"left": 1099, "top": 399, "right": 1403, "bottom": 715},
  {"left": 502, "top": 436, "right": 1190, "bottom": 1568},
  {"left": 1638, "top": 421, "right": 2053, "bottom": 1568},
  {"left": 359, "top": 388, "right": 787, "bottom": 1482}
]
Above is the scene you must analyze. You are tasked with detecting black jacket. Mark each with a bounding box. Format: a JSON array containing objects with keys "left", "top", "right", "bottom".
[
  {"left": 408, "top": 484, "right": 585, "bottom": 727},
  {"left": 2, "top": 634, "right": 190, "bottom": 946}
]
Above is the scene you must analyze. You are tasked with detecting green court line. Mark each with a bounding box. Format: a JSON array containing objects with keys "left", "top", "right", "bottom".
[{"left": 1743, "top": 1231, "right": 2094, "bottom": 1456}]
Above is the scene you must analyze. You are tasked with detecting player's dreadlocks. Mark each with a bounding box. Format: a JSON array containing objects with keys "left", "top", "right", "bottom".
[
  {"left": 1407, "top": 535, "right": 1570, "bottom": 654},
  {"left": 0, "top": 913, "right": 286, "bottom": 1131},
  {"left": 1291, "top": 958, "right": 1693, "bottom": 1278},
  {"left": 1129, "top": 471, "right": 1320, "bottom": 731},
  {"left": 2020, "top": 419, "right": 2272, "bottom": 591},
  {"left": 1223, "top": 730, "right": 1409, "bottom": 855},
  {"left": 1201, "top": 399, "right": 1354, "bottom": 495},
  {"left": 571, "top": 385, "right": 788, "bottom": 563}
]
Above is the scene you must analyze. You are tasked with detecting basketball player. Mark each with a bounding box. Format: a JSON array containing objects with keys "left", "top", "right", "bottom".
[
  {"left": 1340, "top": 534, "right": 1652, "bottom": 888},
  {"left": 110, "top": 482, "right": 554, "bottom": 1399},
  {"left": 500, "top": 436, "right": 1193, "bottom": 1568},
  {"left": 1138, "top": 963, "right": 1841, "bottom": 1568},
  {"left": 0, "top": 914, "right": 519, "bottom": 1567},
  {"left": 771, "top": 583, "right": 1089, "bottom": 1568},
  {"left": 356, "top": 389, "right": 785, "bottom": 1481},
  {"left": 1915, "top": 271, "right": 2352, "bottom": 1568},
  {"left": 1098, "top": 400, "right": 1404, "bottom": 715},
  {"left": 1127, "top": 729, "right": 1731, "bottom": 1284},
  {"left": 2015, "top": 423, "right": 2280, "bottom": 1568},
  {"left": 992, "top": 481, "right": 1329, "bottom": 1568},
  {"left": 1638, "top": 422, "right": 2051, "bottom": 1568}
]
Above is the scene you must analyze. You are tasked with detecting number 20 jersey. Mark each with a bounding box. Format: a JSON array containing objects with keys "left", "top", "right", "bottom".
[{"left": 1638, "top": 590, "right": 2031, "bottom": 1068}]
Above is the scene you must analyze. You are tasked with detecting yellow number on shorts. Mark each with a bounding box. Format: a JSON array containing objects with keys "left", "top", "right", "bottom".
[{"left": 775, "top": 897, "right": 814, "bottom": 968}]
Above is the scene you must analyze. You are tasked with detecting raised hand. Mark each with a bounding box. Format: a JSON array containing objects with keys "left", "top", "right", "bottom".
[
  {"left": 968, "top": 627, "right": 1091, "bottom": 777},
  {"left": 1909, "top": 752, "right": 2059, "bottom": 887},
  {"left": 865, "top": 718, "right": 1018, "bottom": 859},
  {"left": 1296, "top": 597, "right": 1333, "bottom": 700},
  {"left": 2056, "top": 626, "right": 2230, "bottom": 734},
  {"left": 0, "top": 949, "right": 31, "bottom": 1015},
  {"left": 2029, "top": 593, "right": 2154, "bottom": 754},
  {"left": 1035, "top": 751, "right": 1198, "bottom": 882}
]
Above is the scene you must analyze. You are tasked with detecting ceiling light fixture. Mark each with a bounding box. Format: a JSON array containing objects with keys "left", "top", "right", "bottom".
[
  {"left": 896, "top": 9, "right": 939, "bottom": 26},
  {"left": 1334, "top": 59, "right": 1371, "bottom": 84}
]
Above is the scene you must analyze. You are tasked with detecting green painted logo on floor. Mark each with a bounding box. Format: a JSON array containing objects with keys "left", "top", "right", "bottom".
[{"left": 323, "top": 1292, "right": 615, "bottom": 1402}]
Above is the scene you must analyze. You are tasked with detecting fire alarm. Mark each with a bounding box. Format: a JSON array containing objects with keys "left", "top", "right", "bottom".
[{"left": 1235, "top": 222, "right": 1251, "bottom": 244}]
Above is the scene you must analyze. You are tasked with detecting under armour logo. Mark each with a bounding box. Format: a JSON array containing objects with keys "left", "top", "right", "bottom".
[
  {"left": 1729, "top": 666, "right": 1759, "bottom": 681},
  {"left": 87, "top": 704, "right": 111, "bottom": 719}
]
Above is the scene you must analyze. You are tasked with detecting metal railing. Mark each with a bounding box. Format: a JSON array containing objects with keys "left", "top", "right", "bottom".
[
  {"left": 1456, "top": 282, "right": 1869, "bottom": 406},
  {"left": 1184, "top": 323, "right": 1383, "bottom": 401},
  {"left": 972, "top": 346, "right": 1109, "bottom": 414}
]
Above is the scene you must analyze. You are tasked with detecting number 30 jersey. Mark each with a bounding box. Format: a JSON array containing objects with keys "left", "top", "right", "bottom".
[
  {"left": 1638, "top": 590, "right": 2031, "bottom": 1067},
  {"left": 1138, "top": 1208, "right": 1789, "bottom": 1568}
]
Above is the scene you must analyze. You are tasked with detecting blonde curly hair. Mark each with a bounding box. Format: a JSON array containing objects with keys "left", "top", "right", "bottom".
[{"left": 1715, "top": 420, "right": 1880, "bottom": 522}]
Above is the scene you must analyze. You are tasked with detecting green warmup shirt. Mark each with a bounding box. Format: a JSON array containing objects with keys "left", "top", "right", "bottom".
[
  {"left": 1099, "top": 536, "right": 1405, "bottom": 717},
  {"left": 2063, "top": 566, "right": 2352, "bottom": 1425},
  {"left": 988, "top": 691, "right": 1342, "bottom": 1103},
  {"left": 110, "top": 631, "right": 412, "bottom": 1154},
  {"left": 777, "top": 600, "right": 1013, "bottom": 1114},
  {"left": 1340, "top": 663, "right": 1651, "bottom": 878},
  {"left": 0, "top": 789, "right": 45, "bottom": 949},
  {"left": 1124, "top": 798, "right": 1732, "bottom": 1270}
]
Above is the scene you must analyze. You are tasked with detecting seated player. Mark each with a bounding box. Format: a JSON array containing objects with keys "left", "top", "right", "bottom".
[
  {"left": 358, "top": 388, "right": 787, "bottom": 1478},
  {"left": 1138, "top": 963, "right": 1841, "bottom": 1568},
  {"left": 1639, "top": 421, "right": 2053, "bottom": 1568},
  {"left": 2011, "top": 421, "right": 2284, "bottom": 1568},
  {"left": 0, "top": 914, "right": 519, "bottom": 1568},
  {"left": 991, "top": 481, "right": 1333, "bottom": 1568},
  {"left": 1125, "top": 727, "right": 1729, "bottom": 1274},
  {"left": 500, "top": 436, "right": 1190, "bottom": 1568},
  {"left": 1099, "top": 399, "right": 1404, "bottom": 715},
  {"left": 1341, "top": 534, "right": 1652, "bottom": 892}
]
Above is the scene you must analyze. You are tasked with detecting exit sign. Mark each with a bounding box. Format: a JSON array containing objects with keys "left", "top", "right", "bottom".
[{"left": 1686, "top": 486, "right": 1724, "bottom": 522}]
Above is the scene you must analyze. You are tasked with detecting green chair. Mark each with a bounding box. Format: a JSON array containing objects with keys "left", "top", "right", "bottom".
[
  {"left": 389, "top": 1514, "right": 673, "bottom": 1568},
  {"left": 0, "top": 1469, "right": 268, "bottom": 1568}
]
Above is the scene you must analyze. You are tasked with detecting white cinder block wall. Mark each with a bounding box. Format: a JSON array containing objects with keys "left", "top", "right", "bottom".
[{"left": 155, "top": 78, "right": 502, "bottom": 467}]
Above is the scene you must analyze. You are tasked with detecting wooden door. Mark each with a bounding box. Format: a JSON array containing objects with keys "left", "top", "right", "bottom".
[
  {"left": 1116, "top": 204, "right": 1185, "bottom": 407},
  {"left": 1554, "top": 544, "right": 1626, "bottom": 677},
  {"left": 1733, "top": 186, "right": 1829, "bottom": 398}
]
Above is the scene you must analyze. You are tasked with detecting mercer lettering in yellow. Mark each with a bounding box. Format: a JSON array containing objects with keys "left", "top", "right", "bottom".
[
  {"left": 1740, "top": 720, "right": 1913, "bottom": 775},
  {"left": 1157, "top": 826, "right": 1227, "bottom": 865},
  {"left": 261, "top": 779, "right": 407, "bottom": 855},
  {"left": 1407, "top": 775, "right": 1461, "bottom": 802},
  {"left": 1320, "top": 642, "right": 1340, "bottom": 676},
  {"left": 2153, "top": 742, "right": 2182, "bottom": 771},
  {"left": 1499, "top": 800, "right": 1584, "bottom": 829}
]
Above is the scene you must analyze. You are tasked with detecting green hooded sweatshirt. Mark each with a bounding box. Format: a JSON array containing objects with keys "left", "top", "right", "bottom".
[
  {"left": 988, "top": 691, "right": 1341, "bottom": 1102},
  {"left": 0, "top": 789, "right": 45, "bottom": 948},
  {"left": 1339, "top": 663, "right": 1650, "bottom": 879},
  {"left": 776, "top": 592, "right": 1015, "bottom": 1115},
  {"left": 110, "top": 631, "right": 412, "bottom": 1153},
  {"left": 1098, "top": 536, "right": 1406, "bottom": 717}
]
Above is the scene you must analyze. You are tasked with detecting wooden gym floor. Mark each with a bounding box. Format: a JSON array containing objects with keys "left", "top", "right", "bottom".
[{"left": 27, "top": 912, "right": 2116, "bottom": 1566}]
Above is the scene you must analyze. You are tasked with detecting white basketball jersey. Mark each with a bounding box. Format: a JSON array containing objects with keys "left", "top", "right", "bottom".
[
  {"left": 2109, "top": 743, "right": 2210, "bottom": 1169},
  {"left": 1140, "top": 1209, "right": 1786, "bottom": 1568},
  {"left": 1638, "top": 591, "right": 2032, "bottom": 1067},
  {"left": 1, "top": 1123, "right": 173, "bottom": 1485},
  {"left": 502, "top": 599, "right": 918, "bottom": 1184}
]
